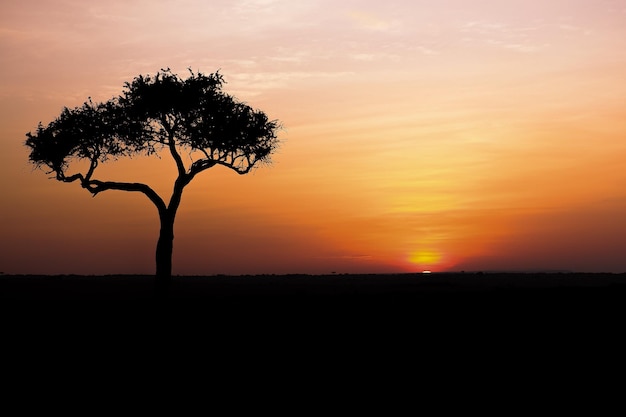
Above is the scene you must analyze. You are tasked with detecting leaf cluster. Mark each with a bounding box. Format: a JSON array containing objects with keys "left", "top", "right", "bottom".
[
  {"left": 25, "top": 99, "right": 126, "bottom": 176},
  {"left": 25, "top": 69, "right": 281, "bottom": 180}
]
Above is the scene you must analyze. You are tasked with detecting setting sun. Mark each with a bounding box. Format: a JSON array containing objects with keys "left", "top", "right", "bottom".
[{"left": 409, "top": 250, "right": 442, "bottom": 267}]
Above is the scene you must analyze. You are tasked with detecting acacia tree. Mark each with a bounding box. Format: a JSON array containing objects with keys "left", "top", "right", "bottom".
[{"left": 25, "top": 69, "right": 280, "bottom": 289}]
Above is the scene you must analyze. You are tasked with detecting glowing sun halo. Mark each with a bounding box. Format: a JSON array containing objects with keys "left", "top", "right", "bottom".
[{"left": 409, "top": 250, "right": 442, "bottom": 266}]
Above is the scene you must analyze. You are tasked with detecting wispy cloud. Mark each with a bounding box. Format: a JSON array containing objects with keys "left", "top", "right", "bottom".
[
  {"left": 347, "top": 10, "right": 401, "bottom": 32},
  {"left": 460, "top": 20, "right": 547, "bottom": 53},
  {"left": 228, "top": 70, "right": 355, "bottom": 96}
]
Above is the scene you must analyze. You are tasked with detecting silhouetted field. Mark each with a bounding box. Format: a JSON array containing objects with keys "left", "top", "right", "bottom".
[
  {"left": 3, "top": 271, "right": 625, "bottom": 350},
  {"left": 2, "top": 271, "right": 625, "bottom": 301},
  {"left": 2, "top": 272, "right": 625, "bottom": 324},
  {"left": 3, "top": 272, "right": 624, "bottom": 389}
]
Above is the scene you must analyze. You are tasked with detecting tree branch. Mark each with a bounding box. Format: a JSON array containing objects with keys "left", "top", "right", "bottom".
[
  {"left": 85, "top": 157, "right": 98, "bottom": 182},
  {"left": 167, "top": 132, "right": 186, "bottom": 177},
  {"left": 58, "top": 172, "right": 85, "bottom": 183},
  {"left": 203, "top": 159, "right": 251, "bottom": 175},
  {"left": 83, "top": 180, "right": 167, "bottom": 214},
  {"left": 188, "top": 159, "right": 217, "bottom": 181}
]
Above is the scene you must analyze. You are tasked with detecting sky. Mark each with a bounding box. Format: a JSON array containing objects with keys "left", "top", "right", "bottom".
[{"left": 1, "top": 0, "right": 625, "bottom": 275}]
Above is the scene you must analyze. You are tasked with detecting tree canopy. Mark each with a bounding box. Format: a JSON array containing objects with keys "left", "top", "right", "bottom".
[
  {"left": 25, "top": 69, "right": 281, "bottom": 284},
  {"left": 26, "top": 69, "right": 280, "bottom": 194}
]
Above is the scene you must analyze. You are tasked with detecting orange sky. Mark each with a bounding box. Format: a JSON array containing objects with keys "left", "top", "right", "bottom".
[{"left": 1, "top": 0, "right": 625, "bottom": 275}]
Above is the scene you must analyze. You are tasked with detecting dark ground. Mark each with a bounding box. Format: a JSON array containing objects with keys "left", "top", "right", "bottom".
[
  {"left": 2, "top": 272, "right": 625, "bottom": 406},
  {"left": 2, "top": 271, "right": 625, "bottom": 328},
  {"left": 2, "top": 270, "right": 626, "bottom": 300}
]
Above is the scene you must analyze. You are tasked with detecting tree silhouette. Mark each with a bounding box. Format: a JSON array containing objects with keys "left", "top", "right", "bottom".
[{"left": 25, "top": 69, "right": 280, "bottom": 291}]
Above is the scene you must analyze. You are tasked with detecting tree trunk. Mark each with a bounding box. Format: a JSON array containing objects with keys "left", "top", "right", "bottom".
[
  {"left": 154, "top": 177, "right": 186, "bottom": 297},
  {"left": 155, "top": 212, "right": 175, "bottom": 296}
]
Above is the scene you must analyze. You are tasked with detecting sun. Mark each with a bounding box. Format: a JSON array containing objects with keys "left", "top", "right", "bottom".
[{"left": 409, "top": 250, "right": 442, "bottom": 268}]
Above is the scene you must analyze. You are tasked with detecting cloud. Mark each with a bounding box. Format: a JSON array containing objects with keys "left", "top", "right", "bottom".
[
  {"left": 347, "top": 10, "right": 400, "bottom": 32},
  {"left": 227, "top": 70, "right": 355, "bottom": 96},
  {"left": 485, "top": 39, "right": 547, "bottom": 53},
  {"left": 460, "top": 20, "right": 547, "bottom": 53},
  {"left": 414, "top": 45, "right": 438, "bottom": 55}
]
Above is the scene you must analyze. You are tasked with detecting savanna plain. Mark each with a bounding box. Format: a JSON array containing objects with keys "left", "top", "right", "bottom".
[{"left": 3, "top": 270, "right": 625, "bottom": 394}]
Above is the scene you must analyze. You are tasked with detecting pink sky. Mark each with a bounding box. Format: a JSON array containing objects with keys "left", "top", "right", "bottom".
[{"left": 1, "top": 0, "right": 625, "bottom": 275}]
